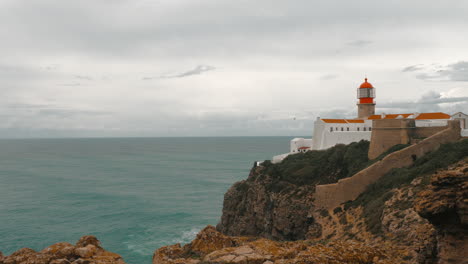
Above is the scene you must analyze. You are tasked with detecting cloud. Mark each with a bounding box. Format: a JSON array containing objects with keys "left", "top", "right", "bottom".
[
  {"left": 74, "top": 75, "right": 93, "bottom": 80},
  {"left": 403, "top": 61, "right": 468, "bottom": 82},
  {"left": 402, "top": 64, "right": 424, "bottom": 72},
  {"left": 60, "top": 83, "right": 81, "bottom": 86},
  {"left": 37, "top": 108, "right": 109, "bottom": 118},
  {"left": 378, "top": 90, "right": 468, "bottom": 113},
  {"left": 1, "top": 1, "right": 468, "bottom": 137},
  {"left": 347, "top": 40, "right": 373, "bottom": 47},
  {"left": 320, "top": 74, "right": 338, "bottom": 80},
  {"left": 143, "top": 65, "right": 216, "bottom": 80}
]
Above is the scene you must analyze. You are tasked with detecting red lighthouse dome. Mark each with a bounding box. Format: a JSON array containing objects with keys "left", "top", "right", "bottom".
[
  {"left": 356, "top": 77, "right": 376, "bottom": 118},
  {"left": 359, "top": 78, "right": 374, "bottom": 89}
]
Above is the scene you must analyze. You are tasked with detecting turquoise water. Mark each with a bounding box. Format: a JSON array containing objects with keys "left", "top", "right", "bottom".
[{"left": 0, "top": 137, "right": 294, "bottom": 263}]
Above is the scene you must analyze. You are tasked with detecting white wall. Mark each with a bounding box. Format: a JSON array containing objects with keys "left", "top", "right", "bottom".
[
  {"left": 312, "top": 119, "right": 372, "bottom": 150},
  {"left": 462, "top": 129, "right": 468, "bottom": 137},
  {"left": 272, "top": 153, "right": 290, "bottom": 164},
  {"left": 318, "top": 131, "right": 371, "bottom": 150},
  {"left": 415, "top": 119, "right": 448, "bottom": 127}
]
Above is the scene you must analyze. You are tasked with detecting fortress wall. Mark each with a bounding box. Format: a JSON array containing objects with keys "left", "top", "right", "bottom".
[
  {"left": 367, "top": 119, "right": 414, "bottom": 160},
  {"left": 413, "top": 126, "right": 447, "bottom": 138},
  {"left": 314, "top": 120, "right": 461, "bottom": 209}
]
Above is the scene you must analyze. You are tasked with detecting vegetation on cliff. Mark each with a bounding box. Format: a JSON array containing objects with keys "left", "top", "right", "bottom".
[
  {"left": 261, "top": 140, "right": 371, "bottom": 188},
  {"left": 348, "top": 139, "right": 468, "bottom": 235}
]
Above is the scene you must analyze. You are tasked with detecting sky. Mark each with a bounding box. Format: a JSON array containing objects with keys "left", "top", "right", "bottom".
[{"left": 0, "top": 0, "right": 468, "bottom": 138}]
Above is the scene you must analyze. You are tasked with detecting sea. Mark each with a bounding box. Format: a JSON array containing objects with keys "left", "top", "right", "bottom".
[{"left": 0, "top": 137, "right": 295, "bottom": 263}]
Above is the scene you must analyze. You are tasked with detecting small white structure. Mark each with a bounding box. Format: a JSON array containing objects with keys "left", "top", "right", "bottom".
[
  {"left": 452, "top": 112, "right": 468, "bottom": 137},
  {"left": 290, "top": 138, "right": 313, "bottom": 153}
]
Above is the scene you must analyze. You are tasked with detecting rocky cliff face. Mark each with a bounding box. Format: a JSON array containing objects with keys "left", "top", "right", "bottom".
[
  {"left": 216, "top": 165, "right": 317, "bottom": 241},
  {"left": 217, "top": 141, "right": 372, "bottom": 240},
  {"left": 0, "top": 236, "right": 125, "bottom": 264},
  {"left": 415, "top": 160, "right": 468, "bottom": 264}
]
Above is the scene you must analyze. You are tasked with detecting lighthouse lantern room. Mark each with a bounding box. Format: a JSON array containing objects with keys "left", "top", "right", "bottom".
[{"left": 357, "top": 78, "right": 376, "bottom": 118}]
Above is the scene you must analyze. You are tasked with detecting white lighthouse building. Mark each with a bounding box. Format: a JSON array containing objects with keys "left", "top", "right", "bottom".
[{"left": 272, "top": 78, "right": 462, "bottom": 163}]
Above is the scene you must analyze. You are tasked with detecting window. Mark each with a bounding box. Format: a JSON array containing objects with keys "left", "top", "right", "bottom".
[
  {"left": 357, "top": 88, "right": 375, "bottom": 98},
  {"left": 330, "top": 127, "right": 333, "bottom": 132},
  {"left": 357, "top": 127, "right": 360, "bottom": 131},
  {"left": 369, "top": 127, "right": 372, "bottom": 131},
  {"left": 363, "top": 127, "right": 366, "bottom": 131},
  {"left": 341, "top": 127, "right": 343, "bottom": 131},
  {"left": 347, "top": 127, "right": 349, "bottom": 131}
]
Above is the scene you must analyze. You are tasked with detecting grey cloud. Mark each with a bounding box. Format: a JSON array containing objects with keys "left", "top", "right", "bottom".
[
  {"left": 320, "top": 74, "right": 339, "bottom": 80},
  {"left": 317, "top": 108, "right": 356, "bottom": 119},
  {"left": 402, "top": 64, "right": 424, "bottom": 72},
  {"left": 2, "top": 0, "right": 467, "bottom": 59},
  {"left": 404, "top": 61, "right": 468, "bottom": 82},
  {"left": 377, "top": 91, "right": 468, "bottom": 113},
  {"left": 143, "top": 65, "right": 216, "bottom": 80},
  {"left": 167, "top": 65, "right": 216, "bottom": 78},
  {"left": 347, "top": 40, "right": 372, "bottom": 47},
  {"left": 37, "top": 109, "right": 110, "bottom": 118},
  {"left": 443, "top": 61, "right": 468, "bottom": 81},
  {"left": 3, "top": 103, "right": 109, "bottom": 116},
  {"left": 43, "top": 64, "right": 60, "bottom": 71},
  {"left": 60, "top": 83, "right": 81, "bottom": 87},
  {"left": 1, "top": 1, "right": 468, "bottom": 137},
  {"left": 74, "top": 75, "right": 93, "bottom": 80}
]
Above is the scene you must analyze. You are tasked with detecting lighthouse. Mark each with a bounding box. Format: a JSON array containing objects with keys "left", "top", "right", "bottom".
[{"left": 357, "top": 78, "right": 376, "bottom": 118}]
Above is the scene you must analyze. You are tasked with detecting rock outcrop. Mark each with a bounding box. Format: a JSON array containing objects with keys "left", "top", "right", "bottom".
[
  {"left": 415, "top": 159, "right": 468, "bottom": 264},
  {"left": 217, "top": 165, "right": 317, "bottom": 241},
  {"left": 0, "top": 235, "right": 125, "bottom": 264},
  {"left": 153, "top": 225, "right": 407, "bottom": 264}
]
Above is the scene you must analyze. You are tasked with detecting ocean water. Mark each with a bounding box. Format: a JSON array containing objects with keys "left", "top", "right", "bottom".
[{"left": 0, "top": 137, "right": 295, "bottom": 263}]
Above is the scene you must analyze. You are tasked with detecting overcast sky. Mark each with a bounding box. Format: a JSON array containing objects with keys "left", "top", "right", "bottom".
[{"left": 1, "top": 0, "right": 468, "bottom": 137}]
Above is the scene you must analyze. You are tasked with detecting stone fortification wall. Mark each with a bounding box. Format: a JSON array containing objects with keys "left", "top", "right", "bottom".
[
  {"left": 413, "top": 126, "right": 447, "bottom": 139},
  {"left": 368, "top": 119, "right": 414, "bottom": 160},
  {"left": 368, "top": 119, "right": 448, "bottom": 159},
  {"left": 314, "top": 120, "right": 461, "bottom": 210}
]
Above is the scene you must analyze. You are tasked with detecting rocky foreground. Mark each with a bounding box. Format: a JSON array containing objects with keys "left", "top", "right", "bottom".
[
  {"left": 153, "top": 225, "right": 407, "bottom": 264},
  {"left": 0, "top": 236, "right": 125, "bottom": 264}
]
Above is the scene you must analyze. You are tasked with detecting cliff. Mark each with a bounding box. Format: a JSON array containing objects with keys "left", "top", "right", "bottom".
[
  {"left": 154, "top": 139, "right": 468, "bottom": 264},
  {"left": 415, "top": 160, "right": 468, "bottom": 264},
  {"left": 0, "top": 236, "right": 125, "bottom": 264},
  {"left": 217, "top": 140, "right": 374, "bottom": 240}
]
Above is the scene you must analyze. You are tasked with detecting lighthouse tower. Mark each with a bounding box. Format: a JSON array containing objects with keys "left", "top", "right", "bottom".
[{"left": 357, "top": 78, "right": 376, "bottom": 118}]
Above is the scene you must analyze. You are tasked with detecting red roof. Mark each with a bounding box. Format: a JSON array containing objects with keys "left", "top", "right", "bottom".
[
  {"left": 298, "top": 147, "right": 310, "bottom": 150},
  {"left": 368, "top": 114, "right": 412, "bottom": 119},
  {"left": 359, "top": 78, "right": 374, "bottom": 89},
  {"left": 346, "top": 119, "right": 365, "bottom": 123},
  {"left": 368, "top": 112, "right": 450, "bottom": 120},
  {"left": 415, "top": 112, "right": 451, "bottom": 120},
  {"left": 321, "top": 119, "right": 365, "bottom": 124},
  {"left": 322, "top": 119, "right": 347, "bottom": 123}
]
